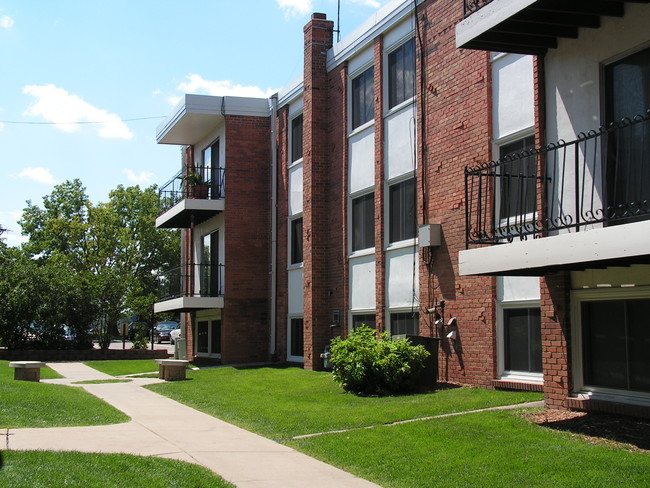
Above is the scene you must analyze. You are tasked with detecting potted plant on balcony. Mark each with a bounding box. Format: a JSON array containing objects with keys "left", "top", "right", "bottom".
[{"left": 183, "top": 170, "right": 209, "bottom": 199}]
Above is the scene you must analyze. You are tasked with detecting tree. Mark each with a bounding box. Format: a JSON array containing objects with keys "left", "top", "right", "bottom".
[{"left": 0, "top": 180, "right": 179, "bottom": 350}]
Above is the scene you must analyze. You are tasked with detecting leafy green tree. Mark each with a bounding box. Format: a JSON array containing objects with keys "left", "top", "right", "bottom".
[{"left": 0, "top": 180, "right": 179, "bottom": 350}]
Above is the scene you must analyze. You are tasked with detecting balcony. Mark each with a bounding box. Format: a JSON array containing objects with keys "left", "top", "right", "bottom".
[
  {"left": 156, "top": 165, "right": 225, "bottom": 229},
  {"left": 456, "top": 0, "right": 647, "bottom": 56},
  {"left": 460, "top": 110, "right": 650, "bottom": 276},
  {"left": 154, "top": 263, "right": 224, "bottom": 313}
]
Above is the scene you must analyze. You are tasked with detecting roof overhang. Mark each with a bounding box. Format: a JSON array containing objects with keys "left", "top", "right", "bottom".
[
  {"left": 154, "top": 296, "right": 224, "bottom": 314},
  {"left": 156, "top": 94, "right": 270, "bottom": 145}
]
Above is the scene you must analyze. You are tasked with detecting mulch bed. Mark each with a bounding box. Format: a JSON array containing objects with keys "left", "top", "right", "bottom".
[{"left": 524, "top": 409, "right": 650, "bottom": 452}]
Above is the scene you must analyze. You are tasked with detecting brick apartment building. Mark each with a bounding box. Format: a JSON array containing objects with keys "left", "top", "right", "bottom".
[{"left": 153, "top": 0, "right": 650, "bottom": 417}]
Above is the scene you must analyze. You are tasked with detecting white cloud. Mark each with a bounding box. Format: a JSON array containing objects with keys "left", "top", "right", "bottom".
[
  {"left": 350, "top": 0, "right": 382, "bottom": 7},
  {"left": 277, "top": 0, "right": 313, "bottom": 17},
  {"left": 14, "top": 167, "right": 58, "bottom": 185},
  {"left": 122, "top": 169, "right": 154, "bottom": 185},
  {"left": 0, "top": 15, "right": 14, "bottom": 28},
  {"left": 173, "top": 74, "right": 278, "bottom": 103},
  {"left": 0, "top": 122, "right": 4, "bottom": 131},
  {"left": 22, "top": 84, "right": 134, "bottom": 140}
]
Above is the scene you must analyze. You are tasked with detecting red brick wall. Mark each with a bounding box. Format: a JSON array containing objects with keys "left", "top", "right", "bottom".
[
  {"left": 416, "top": 0, "right": 495, "bottom": 387},
  {"left": 222, "top": 114, "right": 272, "bottom": 364},
  {"left": 302, "top": 13, "right": 335, "bottom": 369},
  {"left": 275, "top": 105, "right": 290, "bottom": 360}
]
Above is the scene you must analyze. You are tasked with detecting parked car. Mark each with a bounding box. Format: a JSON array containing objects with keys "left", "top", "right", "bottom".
[
  {"left": 170, "top": 327, "right": 181, "bottom": 345},
  {"left": 153, "top": 321, "right": 179, "bottom": 344}
]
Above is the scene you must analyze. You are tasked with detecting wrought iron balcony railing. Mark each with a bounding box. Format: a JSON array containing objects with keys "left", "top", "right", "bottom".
[
  {"left": 465, "top": 110, "right": 650, "bottom": 246},
  {"left": 158, "top": 165, "right": 225, "bottom": 215},
  {"left": 463, "top": 0, "right": 495, "bottom": 17},
  {"left": 157, "top": 263, "right": 224, "bottom": 301}
]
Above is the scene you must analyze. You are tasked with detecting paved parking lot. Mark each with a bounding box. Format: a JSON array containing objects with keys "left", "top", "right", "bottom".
[{"left": 102, "top": 339, "right": 175, "bottom": 355}]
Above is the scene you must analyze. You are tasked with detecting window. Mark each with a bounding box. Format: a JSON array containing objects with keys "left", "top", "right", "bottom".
[
  {"left": 498, "top": 135, "right": 536, "bottom": 223},
  {"left": 351, "top": 66, "right": 374, "bottom": 130},
  {"left": 290, "top": 217, "right": 303, "bottom": 265},
  {"left": 351, "top": 193, "right": 374, "bottom": 251},
  {"left": 604, "top": 46, "right": 650, "bottom": 221},
  {"left": 291, "top": 114, "right": 303, "bottom": 163},
  {"left": 197, "top": 319, "right": 221, "bottom": 355},
  {"left": 352, "top": 313, "right": 376, "bottom": 330},
  {"left": 503, "top": 307, "right": 541, "bottom": 374},
  {"left": 388, "top": 178, "right": 416, "bottom": 243},
  {"left": 200, "top": 232, "right": 220, "bottom": 296},
  {"left": 390, "top": 312, "right": 419, "bottom": 336},
  {"left": 202, "top": 140, "right": 222, "bottom": 198},
  {"left": 582, "top": 298, "right": 650, "bottom": 393},
  {"left": 388, "top": 38, "right": 415, "bottom": 109},
  {"left": 290, "top": 318, "right": 304, "bottom": 357}
]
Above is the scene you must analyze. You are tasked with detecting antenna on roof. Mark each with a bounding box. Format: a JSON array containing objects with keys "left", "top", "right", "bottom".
[{"left": 336, "top": 0, "right": 341, "bottom": 42}]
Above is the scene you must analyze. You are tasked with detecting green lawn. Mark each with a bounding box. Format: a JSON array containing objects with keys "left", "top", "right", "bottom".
[
  {"left": 0, "top": 360, "right": 129, "bottom": 428},
  {"left": 147, "top": 365, "right": 541, "bottom": 439},
  {"left": 85, "top": 359, "right": 159, "bottom": 376},
  {"left": 147, "top": 365, "right": 650, "bottom": 487},
  {"left": 0, "top": 450, "right": 234, "bottom": 488},
  {"left": 289, "top": 410, "right": 650, "bottom": 487}
]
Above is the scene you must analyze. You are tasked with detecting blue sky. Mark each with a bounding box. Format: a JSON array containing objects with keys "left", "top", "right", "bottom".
[{"left": 0, "top": 0, "right": 388, "bottom": 247}]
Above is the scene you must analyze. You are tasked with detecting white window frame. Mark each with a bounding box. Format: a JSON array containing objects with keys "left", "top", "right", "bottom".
[
  {"left": 384, "top": 36, "right": 416, "bottom": 115},
  {"left": 349, "top": 63, "right": 375, "bottom": 135},
  {"left": 289, "top": 112, "right": 304, "bottom": 167},
  {"left": 493, "top": 128, "right": 537, "bottom": 236},
  {"left": 287, "top": 315, "right": 305, "bottom": 363},
  {"left": 349, "top": 310, "right": 377, "bottom": 332},
  {"left": 384, "top": 173, "right": 417, "bottom": 250},
  {"left": 387, "top": 308, "right": 419, "bottom": 336},
  {"left": 194, "top": 312, "right": 221, "bottom": 359},
  {"left": 496, "top": 299, "right": 543, "bottom": 384},
  {"left": 348, "top": 187, "right": 375, "bottom": 256},
  {"left": 288, "top": 213, "right": 303, "bottom": 269},
  {"left": 571, "top": 286, "right": 650, "bottom": 405}
]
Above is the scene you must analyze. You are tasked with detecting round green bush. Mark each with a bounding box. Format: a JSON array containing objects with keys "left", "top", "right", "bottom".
[{"left": 329, "top": 325, "right": 430, "bottom": 395}]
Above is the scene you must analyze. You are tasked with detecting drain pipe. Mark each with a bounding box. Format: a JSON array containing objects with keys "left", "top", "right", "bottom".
[{"left": 269, "top": 93, "right": 279, "bottom": 357}]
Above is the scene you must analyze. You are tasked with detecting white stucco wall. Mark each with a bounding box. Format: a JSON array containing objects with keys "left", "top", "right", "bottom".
[
  {"left": 349, "top": 254, "right": 376, "bottom": 310},
  {"left": 349, "top": 127, "right": 375, "bottom": 193}
]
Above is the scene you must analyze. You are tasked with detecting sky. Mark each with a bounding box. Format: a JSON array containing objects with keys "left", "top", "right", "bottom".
[{"left": 0, "top": 0, "right": 389, "bottom": 247}]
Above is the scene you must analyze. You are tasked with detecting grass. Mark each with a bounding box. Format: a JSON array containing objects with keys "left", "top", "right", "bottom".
[
  {"left": 0, "top": 450, "right": 234, "bottom": 488},
  {"left": 0, "top": 360, "right": 129, "bottom": 428},
  {"left": 147, "top": 365, "right": 542, "bottom": 439},
  {"left": 289, "top": 410, "right": 650, "bottom": 487},
  {"left": 85, "top": 359, "right": 159, "bottom": 376},
  {"left": 147, "top": 365, "right": 650, "bottom": 487}
]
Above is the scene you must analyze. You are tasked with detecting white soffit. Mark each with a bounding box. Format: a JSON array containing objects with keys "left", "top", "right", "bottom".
[{"left": 459, "top": 220, "right": 650, "bottom": 276}]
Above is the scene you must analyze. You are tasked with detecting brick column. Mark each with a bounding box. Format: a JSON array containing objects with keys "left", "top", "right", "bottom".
[
  {"left": 302, "top": 13, "right": 334, "bottom": 369},
  {"left": 373, "top": 35, "right": 386, "bottom": 333}
]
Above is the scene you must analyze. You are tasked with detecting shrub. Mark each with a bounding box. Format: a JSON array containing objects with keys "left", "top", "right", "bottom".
[
  {"left": 329, "top": 326, "right": 430, "bottom": 395},
  {"left": 131, "top": 331, "right": 148, "bottom": 350}
]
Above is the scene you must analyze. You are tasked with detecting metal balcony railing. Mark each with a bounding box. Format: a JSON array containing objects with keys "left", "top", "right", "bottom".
[
  {"left": 158, "top": 165, "right": 225, "bottom": 215},
  {"left": 463, "top": 0, "right": 495, "bottom": 17},
  {"left": 465, "top": 110, "right": 650, "bottom": 246},
  {"left": 157, "top": 263, "right": 224, "bottom": 301}
]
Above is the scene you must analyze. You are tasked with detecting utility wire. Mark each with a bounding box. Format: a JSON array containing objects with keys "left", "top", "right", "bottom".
[{"left": 0, "top": 116, "right": 166, "bottom": 125}]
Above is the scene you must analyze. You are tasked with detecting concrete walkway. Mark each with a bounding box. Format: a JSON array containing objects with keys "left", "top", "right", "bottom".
[{"left": 7, "top": 362, "right": 380, "bottom": 488}]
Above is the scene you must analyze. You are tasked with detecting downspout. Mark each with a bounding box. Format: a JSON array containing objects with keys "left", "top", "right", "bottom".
[{"left": 269, "top": 93, "right": 279, "bottom": 357}]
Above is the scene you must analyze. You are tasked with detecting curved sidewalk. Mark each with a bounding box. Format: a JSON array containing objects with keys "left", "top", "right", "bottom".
[{"left": 7, "top": 362, "right": 381, "bottom": 488}]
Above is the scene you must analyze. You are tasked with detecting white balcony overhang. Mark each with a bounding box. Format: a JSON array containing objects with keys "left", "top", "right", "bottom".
[
  {"left": 456, "top": 0, "right": 638, "bottom": 56},
  {"left": 459, "top": 219, "right": 650, "bottom": 276},
  {"left": 156, "top": 198, "right": 224, "bottom": 229},
  {"left": 154, "top": 296, "right": 224, "bottom": 314},
  {"left": 156, "top": 94, "right": 270, "bottom": 145}
]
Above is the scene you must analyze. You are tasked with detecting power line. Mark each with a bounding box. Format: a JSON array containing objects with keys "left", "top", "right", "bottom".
[{"left": 0, "top": 116, "right": 166, "bottom": 125}]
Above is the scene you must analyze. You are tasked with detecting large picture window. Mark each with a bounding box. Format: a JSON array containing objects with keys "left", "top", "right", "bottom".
[
  {"left": 351, "top": 192, "right": 374, "bottom": 251},
  {"left": 582, "top": 298, "right": 650, "bottom": 393},
  {"left": 352, "top": 313, "right": 376, "bottom": 330},
  {"left": 503, "top": 307, "right": 541, "bottom": 374},
  {"left": 388, "top": 38, "right": 415, "bottom": 109},
  {"left": 351, "top": 66, "right": 374, "bottom": 130},
  {"left": 388, "top": 178, "right": 416, "bottom": 243}
]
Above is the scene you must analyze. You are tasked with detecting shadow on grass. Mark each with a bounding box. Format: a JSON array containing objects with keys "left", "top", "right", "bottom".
[{"left": 535, "top": 411, "right": 650, "bottom": 451}]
